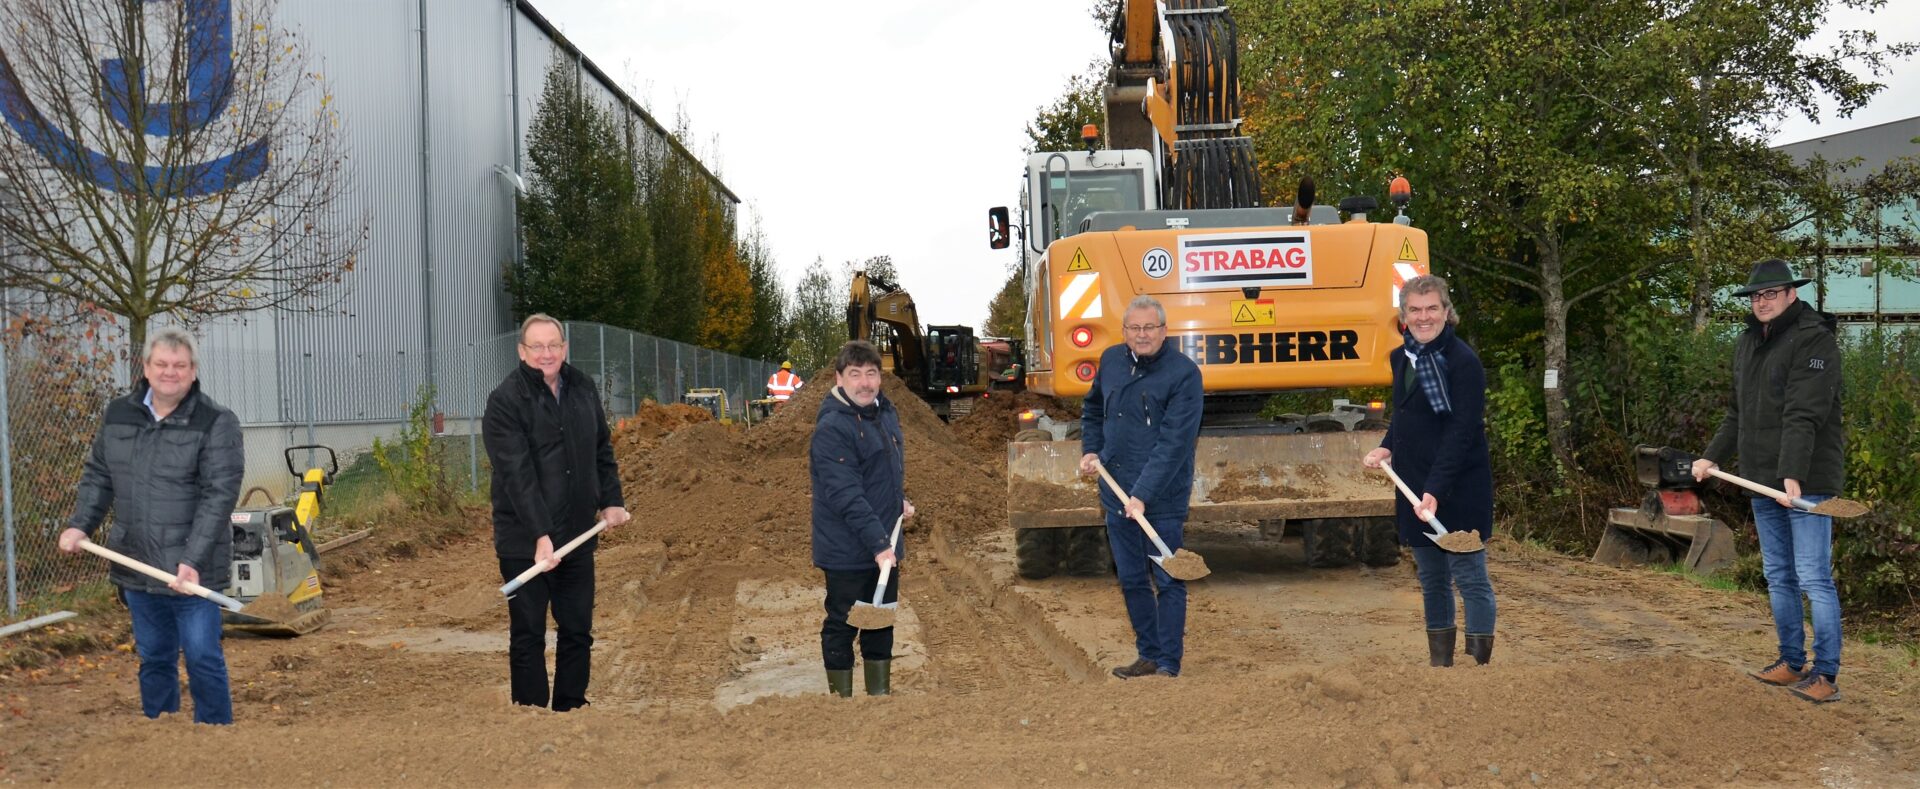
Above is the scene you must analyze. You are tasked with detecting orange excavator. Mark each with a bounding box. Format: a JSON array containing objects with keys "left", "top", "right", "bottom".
[{"left": 990, "top": 0, "right": 1425, "bottom": 577}]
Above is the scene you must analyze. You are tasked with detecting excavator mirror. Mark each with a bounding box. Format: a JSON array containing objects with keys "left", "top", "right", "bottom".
[{"left": 988, "top": 207, "right": 1011, "bottom": 249}]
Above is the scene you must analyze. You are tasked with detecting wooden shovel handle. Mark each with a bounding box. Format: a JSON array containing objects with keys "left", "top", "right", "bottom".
[
  {"left": 500, "top": 519, "right": 607, "bottom": 596},
  {"left": 1376, "top": 461, "right": 1451, "bottom": 535},
  {"left": 1091, "top": 461, "right": 1177, "bottom": 559},
  {"left": 1705, "top": 468, "right": 1818, "bottom": 510},
  {"left": 78, "top": 540, "right": 245, "bottom": 612},
  {"left": 871, "top": 515, "right": 904, "bottom": 604}
]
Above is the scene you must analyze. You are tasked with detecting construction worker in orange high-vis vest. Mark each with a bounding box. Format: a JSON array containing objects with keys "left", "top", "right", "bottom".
[{"left": 767, "top": 361, "right": 803, "bottom": 405}]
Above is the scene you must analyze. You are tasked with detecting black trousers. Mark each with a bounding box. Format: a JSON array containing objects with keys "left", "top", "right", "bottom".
[
  {"left": 499, "top": 550, "right": 595, "bottom": 711},
  {"left": 821, "top": 566, "right": 900, "bottom": 670}
]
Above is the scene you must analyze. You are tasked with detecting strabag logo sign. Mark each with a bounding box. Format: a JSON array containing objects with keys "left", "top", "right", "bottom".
[{"left": 1178, "top": 231, "right": 1313, "bottom": 290}]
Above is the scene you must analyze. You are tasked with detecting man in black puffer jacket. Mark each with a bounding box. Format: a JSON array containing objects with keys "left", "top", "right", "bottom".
[
  {"left": 60, "top": 328, "right": 243, "bottom": 725},
  {"left": 810, "top": 340, "right": 913, "bottom": 697},
  {"left": 484, "top": 314, "right": 630, "bottom": 712}
]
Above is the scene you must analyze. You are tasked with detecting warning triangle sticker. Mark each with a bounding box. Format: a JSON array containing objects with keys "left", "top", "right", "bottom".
[
  {"left": 1066, "top": 248, "right": 1092, "bottom": 272},
  {"left": 1397, "top": 239, "right": 1420, "bottom": 262},
  {"left": 1233, "top": 303, "right": 1256, "bottom": 323}
]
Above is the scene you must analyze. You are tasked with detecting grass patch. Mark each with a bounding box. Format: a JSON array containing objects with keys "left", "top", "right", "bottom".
[
  {"left": 0, "top": 580, "right": 127, "bottom": 671},
  {"left": 1653, "top": 562, "right": 1748, "bottom": 593}
]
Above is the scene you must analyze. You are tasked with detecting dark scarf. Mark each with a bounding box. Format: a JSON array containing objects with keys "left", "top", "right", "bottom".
[{"left": 1402, "top": 325, "right": 1453, "bottom": 415}]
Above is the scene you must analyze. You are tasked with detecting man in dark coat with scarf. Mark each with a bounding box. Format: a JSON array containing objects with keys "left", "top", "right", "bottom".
[
  {"left": 1364, "top": 275, "right": 1498, "bottom": 668},
  {"left": 1079, "top": 295, "right": 1204, "bottom": 679},
  {"left": 484, "top": 313, "right": 631, "bottom": 711},
  {"left": 810, "top": 340, "right": 914, "bottom": 696},
  {"left": 1692, "top": 258, "right": 1846, "bottom": 704}
]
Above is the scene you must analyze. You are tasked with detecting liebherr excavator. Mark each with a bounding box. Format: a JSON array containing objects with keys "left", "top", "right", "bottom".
[{"left": 991, "top": 0, "right": 1423, "bottom": 576}]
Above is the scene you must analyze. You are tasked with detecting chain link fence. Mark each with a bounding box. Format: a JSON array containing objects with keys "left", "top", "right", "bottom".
[{"left": 2, "top": 320, "right": 777, "bottom": 623}]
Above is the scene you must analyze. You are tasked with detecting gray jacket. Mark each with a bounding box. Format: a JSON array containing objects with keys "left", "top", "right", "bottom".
[{"left": 67, "top": 380, "right": 245, "bottom": 594}]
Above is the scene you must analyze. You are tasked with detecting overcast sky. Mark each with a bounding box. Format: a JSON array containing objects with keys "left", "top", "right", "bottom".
[{"left": 528, "top": 0, "right": 1918, "bottom": 330}]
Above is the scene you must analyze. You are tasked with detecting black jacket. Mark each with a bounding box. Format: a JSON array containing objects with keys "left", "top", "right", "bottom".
[
  {"left": 1080, "top": 341, "right": 1204, "bottom": 520},
  {"left": 484, "top": 362, "right": 624, "bottom": 559},
  {"left": 1704, "top": 299, "right": 1845, "bottom": 496},
  {"left": 67, "top": 380, "right": 244, "bottom": 594},
  {"left": 1379, "top": 326, "right": 1494, "bottom": 544},
  {"left": 809, "top": 386, "right": 906, "bottom": 571}
]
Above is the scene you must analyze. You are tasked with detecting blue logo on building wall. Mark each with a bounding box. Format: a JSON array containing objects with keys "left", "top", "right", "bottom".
[{"left": 0, "top": 0, "right": 268, "bottom": 198}]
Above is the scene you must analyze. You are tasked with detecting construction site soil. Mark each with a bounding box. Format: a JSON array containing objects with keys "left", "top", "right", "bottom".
[{"left": 4, "top": 373, "right": 1917, "bottom": 786}]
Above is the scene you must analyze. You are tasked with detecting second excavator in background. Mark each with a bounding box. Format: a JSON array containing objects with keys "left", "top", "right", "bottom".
[{"left": 847, "top": 270, "right": 1020, "bottom": 420}]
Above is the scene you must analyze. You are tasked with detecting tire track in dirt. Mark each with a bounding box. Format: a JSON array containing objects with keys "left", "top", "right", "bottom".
[
  {"left": 594, "top": 560, "right": 754, "bottom": 713},
  {"left": 906, "top": 559, "right": 1065, "bottom": 694}
]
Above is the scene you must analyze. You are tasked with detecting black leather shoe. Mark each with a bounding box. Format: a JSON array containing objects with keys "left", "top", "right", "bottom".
[{"left": 1111, "top": 658, "right": 1159, "bottom": 679}]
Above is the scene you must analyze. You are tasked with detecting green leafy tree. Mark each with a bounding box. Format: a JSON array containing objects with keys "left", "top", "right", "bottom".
[
  {"left": 984, "top": 267, "right": 1025, "bottom": 338},
  {"left": 785, "top": 257, "right": 843, "bottom": 374},
  {"left": 510, "top": 58, "right": 652, "bottom": 328},
  {"left": 1025, "top": 62, "right": 1108, "bottom": 154},
  {"left": 739, "top": 217, "right": 792, "bottom": 361},
  {"left": 1587, "top": 0, "right": 1916, "bottom": 330},
  {"left": 641, "top": 119, "right": 706, "bottom": 342}
]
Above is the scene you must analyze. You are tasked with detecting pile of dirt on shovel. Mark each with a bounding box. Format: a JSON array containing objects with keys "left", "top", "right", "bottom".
[{"left": 610, "top": 369, "right": 1009, "bottom": 565}]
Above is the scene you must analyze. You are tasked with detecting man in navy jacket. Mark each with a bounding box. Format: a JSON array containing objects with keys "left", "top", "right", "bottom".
[
  {"left": 1079, "top": 296, "right": 1204, "bottom": 678},
  {"left": 810, "top": 340, "right": 914, "bottom": 696}
]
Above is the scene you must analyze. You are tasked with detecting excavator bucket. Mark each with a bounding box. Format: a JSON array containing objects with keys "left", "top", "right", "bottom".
[{"left": 1008, "top": 429, "right": 1395, "bottom": 529}]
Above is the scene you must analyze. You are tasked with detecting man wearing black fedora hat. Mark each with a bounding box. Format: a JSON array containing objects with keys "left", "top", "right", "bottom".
[{"left": 1692, "top": 257, "right": 1846, "bottom": 704}]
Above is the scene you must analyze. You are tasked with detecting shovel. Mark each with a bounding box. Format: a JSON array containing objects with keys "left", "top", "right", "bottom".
[
  {"left": 1091, "top": 460, "right": 1210, "bottom": 580},
  {"left": 499, "top": 519, "right": 608, "bottom": 598},
  {"left": 1376, "top": 461, "right": 1484, "bottom": 554},
  {"left": 1703, "top": 467, "right": 1870, "bottom": 518},
  {"left": 846, "top": 515, "right": 905, "bottom": 631},
  {"left": 77, "top": 539, "right": 246, "bottom": 611}
]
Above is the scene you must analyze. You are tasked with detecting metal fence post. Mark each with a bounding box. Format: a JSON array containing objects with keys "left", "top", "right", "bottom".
[
  {"left": 1, "top": 339, "right": 15, "bottom": 617},
  {"left": 598, "top": 323, "right": 608, "bottom": 411},
  {"left": 304, "top": 351, "right": 318, "bottom": 470},
  {"left": 467, "top": 342, "right": 479, "bottom": 492}
]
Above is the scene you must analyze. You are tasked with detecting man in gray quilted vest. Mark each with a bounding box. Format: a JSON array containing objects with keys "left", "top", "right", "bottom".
[{"left": 59, "top": 327, "right": 244, "bottom": 724}]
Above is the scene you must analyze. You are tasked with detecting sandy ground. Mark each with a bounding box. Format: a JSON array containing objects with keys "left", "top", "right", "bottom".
[{"left": 2, "top": 379, "right": 1916, "bottom": 787}]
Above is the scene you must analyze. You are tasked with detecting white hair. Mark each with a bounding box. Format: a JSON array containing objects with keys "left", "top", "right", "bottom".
[
  {"left": 1125, "top": 295, "right": 1166, "bottom": 324},
  {"left": 518, "top": 313, "right": 565, "bottom": 342},
  {"left": 142, "top": 326, "right": 198, "bottom": 366}
]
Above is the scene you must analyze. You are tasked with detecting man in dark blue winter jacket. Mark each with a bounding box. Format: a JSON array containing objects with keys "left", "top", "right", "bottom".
[
  {"left": 810, "top": 340, "right": 914, "bottom": 697},
  {"left": 1078, "top": 296, "right": 1204, "bottom": 678}
]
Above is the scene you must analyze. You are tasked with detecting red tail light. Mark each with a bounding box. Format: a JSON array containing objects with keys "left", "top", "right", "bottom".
[
  {"left": 1074, "top": 361, "right": 1097, "bottom": 382},
  {"left": 1070, "top": 326, "right": 1093, "bottom": 348}
]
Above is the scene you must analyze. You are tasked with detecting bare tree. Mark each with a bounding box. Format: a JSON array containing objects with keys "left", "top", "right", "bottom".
[{"left": 0, "top": 0, "right": 363, "bottom": 361}]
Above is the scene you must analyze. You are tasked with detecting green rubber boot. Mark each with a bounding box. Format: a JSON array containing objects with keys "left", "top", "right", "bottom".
[
  {"left": 826, "top": 669, "right": 854, "bottom": 698},
  {"left": 863, "top": 659, "right": 892, "bottom": 696}
]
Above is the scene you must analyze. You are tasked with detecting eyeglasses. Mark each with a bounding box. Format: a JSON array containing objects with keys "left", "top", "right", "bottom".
[
  {"left": 1748, "top": 287, "right": 1788, "bottom": 302},
  {"left": 1122, "top": 323, "right": 1166, "bottom": 334},
  {"left": 522, "top": 342, "right": 567, "bottom": 353}
]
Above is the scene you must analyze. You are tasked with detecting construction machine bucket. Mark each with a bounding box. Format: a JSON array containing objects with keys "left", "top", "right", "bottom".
[
  {"left": 1593, "top": 507, "right": 1737, "bottom": 575},
  {"left": 1008, "top": 430, "right": 1395, "bottom": 529}
]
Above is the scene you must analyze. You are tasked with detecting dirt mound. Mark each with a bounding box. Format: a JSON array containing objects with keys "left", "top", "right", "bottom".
[
  {"left": 614, "top": 370, "right": 1007, "bottom": 563},
  {"left": 949, "top": 391, "right": 1079, "bottom": 456}
]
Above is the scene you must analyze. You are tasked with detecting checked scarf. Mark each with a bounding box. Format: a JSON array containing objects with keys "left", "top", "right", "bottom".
[{"left": 1402, "top": 327, "right": 1453, "bottom": 415}]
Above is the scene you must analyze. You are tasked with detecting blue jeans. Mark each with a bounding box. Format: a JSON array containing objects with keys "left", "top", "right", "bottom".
[
  {"left": 1410, "top": 546, "right": 1496, "bottom": 634},
  {"left": 1106, "top": 511, "right": 1187, "bottom": 675},
  {"left": 123, "top": 588, "right": 232, "bottom": 724},
  {"left": 1752, "top": 496, "right": 1842, "bottom": 678}
]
